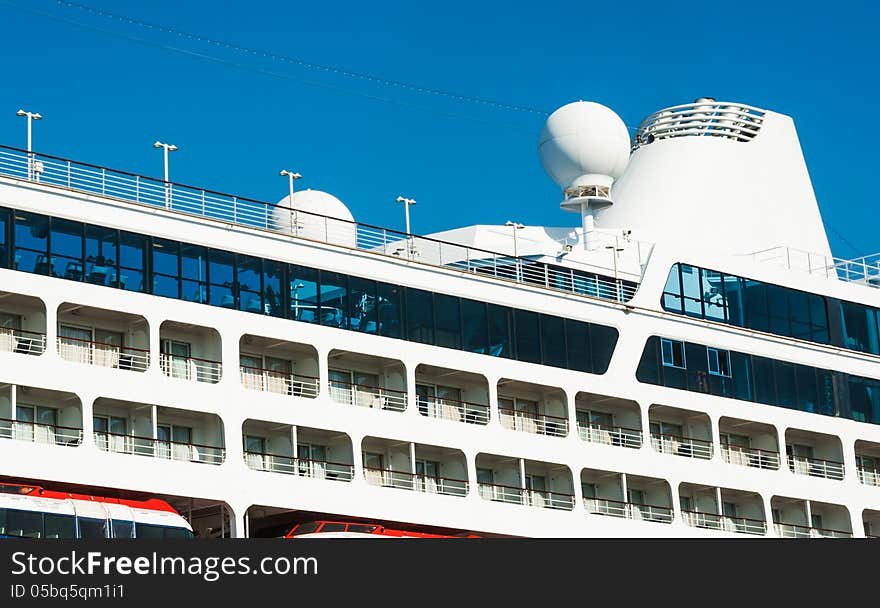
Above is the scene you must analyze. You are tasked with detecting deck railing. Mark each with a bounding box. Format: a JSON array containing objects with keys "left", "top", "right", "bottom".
[
  {"left": 650, "top": 431, "right": 713, "bottom": 460},
  {"left": 57, "top": 335, "right": 150, "bottom": 372},
  {"left": 0, "top": 144, "right": 649, "bottom": 304},
  {"left": 329, "top": 379, "right": 407, "bottom": 412},
  {"left": 682, "top": 510, "right": 766, "bottom": 535},
  {"left": 477, "top": 482, "right": 575, "bottom": 510},
  {"left": 577, "top": 421, "right": 643, "bottom": 449},
  {"left": 749, "top": 245, "right": 880, "bottom": 289},
  {"left": 858, "top": 465, "right": 880, "bottom": 487},
  {"left": 583, "top": 497, "right": 673, "bottom": 523},
  {"left": 720, "top": 442, "right": 780, "bottom": 470},
  {"left": 787, "top": 454, "right": 845, "bottom": 480},
  {"left": 364, "top": 467, "right": 468, "bottom": 497},
  {"left": 417, "top": 395, "right": 490, "bottom": 425},
  {"left": 243, "top": 451, "right": 354, "bottom": 481},
  {"left": 498, "top": 407, "right": 569, "bottom": 437},
  {"left": 239, "top": 365, "right": 319, "bottom": 398},
  {"left": 774, "top": 521, "right": 852, "bottom": 538},
  {"left": 160, "top": 352, "right": 222, "bottom": 384},
  {"left": 0, "top": 417, "right": 82, "bottom": 446},
  {"left": 0, "top": 328, "right": 46, "bottom": 356},
  {"left": 96, "top": 430, "right": 224, "bottom": 465}
]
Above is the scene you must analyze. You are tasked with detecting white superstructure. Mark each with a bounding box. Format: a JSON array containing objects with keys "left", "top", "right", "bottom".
[{"left": 1, "top": 97, "right": 879, "bottom": 539}]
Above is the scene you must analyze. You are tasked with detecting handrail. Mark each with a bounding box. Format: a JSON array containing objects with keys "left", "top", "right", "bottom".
[
  {"left": 774, "top": 521, "right": 852, "bottom": 538},
  {"left": 748, "top": 244, "right": 880, "bottom": 289},
  {"left": 416, "top": 395, "right": 490, "bottom": 425},
  {"left": 682, "top": 509, "right": 767, "bottom": 535},
  {"left": 57, "top": 335, "right": 150, "bottom": 371},
  {"left": 0, "top": 416, "right": 82, "bottom": 446},
  {"left": 159, "top": 351, "right": 222, "bottom": 384},
  {"left": 363, "top": 467, "right": 468, "bottom": 497},
  {"left": 632, "top": 101, "right": 765, "bottom": 150},
  {"left": 576, "top": 421, "right": 643, "bottom": 449},
  {"left": 243, "top": 451, "right": 354, "bottom": 481},
  {"left": 498, "top": 406, "right": 569, "bottom": 437},
  {"left": 239, "top": 364, "right": 320, "bottom": 398},
  {"left": 720, "top": 442, "right": 781, "bottom": 470},
  {"left": 328, "top": 378, "right": 407, "bottom": 412},
  {"left": 0, "top": 143, "right": 649, "bottom": 304},
  {"left": 96, "top": 429, "right": 224, "bottom": 465},
  {"left": 477, "top": 481, "right": 575, "bottom": 510},
  {"left": 583, "top": 497, "right": 673, "bottom": 523},
  {"left": 0, "top": 327, "right": 46, "bottom": 356},
  {"left": 650, "top": 431, "right": 713, "bottom": 459},
  {"left": 786, "top": 453, "right": 845, "bottom": 480},
  {"left": 857, "top": 465, "right": 880, "bottom": 487}
]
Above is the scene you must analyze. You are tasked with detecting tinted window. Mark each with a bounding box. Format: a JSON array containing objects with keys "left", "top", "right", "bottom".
[
  {"left": 588, "top": 324, "right": 618, "bottom": 374},
  {"left": 85, "top": 225, "right": 117, "bottom": 287},
  {"left": 209, "top": 249, "right": 235, "bottom": 307},
  {"left": 348, "top": 276, "right": 377, "bottom": 333},
  {"left": 461, "top": 298, "right": 488, "bottom": 354},
  {"left": 514, "top": 309, "right": 540, "bottom": 364},
  {"left": 0, "top": 508, "right": 43, "bottom": 538},
  {"left": 118, "top": 232, "right": 146, "bottom": 292},
  {"left": 566, "top": 320, "right": 592, "bottom": 373},
  {"left": 487, "top": 304, "right": 513, "bottom": 358},
  {"left": 44, "top": 513, "right": 76, "bottom": 539},
  {"left": 290, "top": 522, "right": 320, "bottom": 536},
  {"left": 434, "top": 293, "right": 461, "bottom": 349},
  {"left": 50, "top": 218, "right": 84, "bottom": 280},
  {"left": 262, "top": 259, "right": 285, "bottom": 318},
  {"left": 0, "top": 207, "right": 7, "bottom": 268},
  {"left": 377, "top": 282, "right": 402, "bottom": 338},
  {"left": 237, "top": 255, "right": 263, "bottom": 314},
  {"left": 78, "top": 517, "right": 108, "bottom": 539},
  {"left": 406, "top": 288, "right": 434, "bottom": 344},
  {"left": 320, "top": 271, "right": 349, "bottom": 329},
  {"left": 539, "top": 314, "right": 566, "bottom": 368},
  {"left": 290, "top": 265, "right": 319, "bottom": 323},
  {"left": 112, "top": 520, "right": 134, "bottom": 539}
]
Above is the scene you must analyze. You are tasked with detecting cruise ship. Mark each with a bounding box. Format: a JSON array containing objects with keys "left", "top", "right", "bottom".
[{"left": 1, "top": 97, "right": 879, "bottom": 539}]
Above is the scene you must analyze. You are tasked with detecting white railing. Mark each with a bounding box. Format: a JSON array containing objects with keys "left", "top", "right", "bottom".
[
  {"left": 650, "top": 432, "right": 713, "bottom": 460},
  {"left": 632, "top": 100, "right": 765, "bottom": 150},
  {"left": 243, "top": 452, "right": 354, "bottom": 481},
  {"left": 749, "top": 245, "right": 880, "bottom": 289},
  {"left": 0, "top": 418, "right": 82, "bottom": 446},
  {"left": 329, "top": 380, "right": 407, "bottom": 412},
  {"left": 417, "top": 397, "right": 490, "bottom": 425},
  {"left": 577, "top": 422, "right": 642, "bottom": 449},
  {"left": 858, "top": 466, "right": 880, "bottom": 487},
  {"left": 477, "top": 482, "right": 574, "bottom": 510},
  {"left": 160, "top": 352, "right": 222, "bottom": 384},
  {"left": 583, "top": 498, "right": 674, "bottom": 524},
  {"left": 364, "top": 468, "right": 468, "bottom": 497},
  {"left": 682, "top": 510, "right": 766, "bottom": 536},
  {"left": 96, "top": 431, "right": 224, "bottom": 465},
  {"left": 240, "top": 365, "right": 320, "bottom": 398},
  {"left": 0, "top": 328, "right": 46, "bottom": 356},
  {"left": 498, "top": 408, "right": 568, "bottom": 437},
  {"left": 720, "top": 443, "right": 781, "bottom": 470},
  {"left": 0, "top": 144, "right": 650, "bottom": 304},
  {"left": 787, "top": 454, "right": 845, "bottom": 481},
  {"left": 774, "top": 522, "right": 852, "bottom": 539},
  {"left": 56, "top": 336, "right": 150, "bottom": 372}
]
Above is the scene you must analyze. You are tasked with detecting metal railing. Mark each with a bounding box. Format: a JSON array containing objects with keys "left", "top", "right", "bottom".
[
  {"left": 682, "top": 510, "right": 766, "bottom": 535},
  {"left": 632, "top": 101, "right": 765, "bottom": 150},
  {"left": 160, "top": 352, "right": 222, "bottom": 384},
  {"left": 239, "top": 365, "right": 319, "bottom": 398},
  {"left": 498, "top": 407, "right": 569, "bottom": 437},
  {"left": 0, "top": 328, "right": 46, "bottom": 356},
  {"left": 577, "top": 421, "right": 642, "bottom": 449},
  {"left": 0, "top": 417, "right": 82, "bottom": 446},
  {"left": 328, "top": 379, "right": 407, "bottom": 412},
  {"left": 96, "top": 430, "right": 224, "bottom": 465},
  {"left": 650, "top": 432, "right": 713, "bottom": 460},
  {"left": 858, "top": 465, "right": 880, "bottom": 487},
  {"left": 720, "top": 442, "right": 780, "bottom": 470},
  {"left": 749, "top": 245, "right": 880, "bottom": 289},
  {"left": 787, "top": 454, "right": 845, "bottom": 480},
  {"left": 774, "top": 522, "right": 852, "bottom": 538},
  {"left": 56, "top": 335, "right": 149, "bottom": 372},
  {"left": 477, "top": 482, "right": 575, "bottom": 510},
  {"left": 363, "top": 467, "right": 468, "bottom": 497},
  {"left": 583, "top": 497, "right": 673, "bottom": 524},
  {"left": 243, "top": 451, "right": 354, "bottom": 481},
  {"left": 0, "top": 144, "right": 650, "bottom": 304},
  {"left": 417, "top": 396, "right": 490, "bottom": 425}
]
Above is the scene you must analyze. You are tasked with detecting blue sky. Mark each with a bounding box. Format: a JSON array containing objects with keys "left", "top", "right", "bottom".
[{"left": 0, "top": 0, "right": 876, "bottom": 258}]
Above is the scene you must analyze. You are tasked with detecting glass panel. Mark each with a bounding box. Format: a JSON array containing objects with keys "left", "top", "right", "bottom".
[
  {"left": 153, "top": 274, "right": 180, "bottom": 299},
  {"left": 840, "top": 301, "right": 876, "bottom": 354},
  {"left": 85, "top": 225, "right": 117, "bottom": 286},
  {"left": 238, "top": 255, "right": 263, "bottom": 314},
  {"left": 377, "top": 282, "right": 403, "bottom": 338},
  {"left": 151, "top": 238, "right": 179, "bottom": 276},
  {"left": 0, "top": 208, "right": 7, "bottom": 268},
  {"left": 540, "top": 314, "right": 566, "bottom": 368},
  {"left": 701, "top": 269, "right": 726, "bottom": 322},
  {"left": 14, "top": 211, "right": 49, "bottom": 251},
  {"left": 795, "top": 364, "right": 819, "bottom": 414},
  {"left": 565, "top": 320, "right": 591, "bottom": 373},
  {"left": 4, "top": 509, "right": 43, "bottom": 538},
  {"left": 588, "top": 324, "right": 618, "bottom": 374},
  {"left": 44, "top": 514, "right": 76, "bottom": 539},
  {"left": 289, "top": 265, "right": 319, "bottom": 323},
  {"left": 743, "top": 279, "right": 769, "bottom": 332},
  {"left": 348, "top": 276, "right": 377, "bottom": 333},
  {"left": 78, "top": 518, "right": 108, "bottom": 539},
  {"left": 111, "top": 520, "right": 134, "bottom": 539},
  {"left": 752, "top": 356, "right": 776, "bottom": 405},
  {"left": 180, "top": 244, "right": 207, "bottom": 303},
  {"left": 434, "top": 293, "right": 461, "bottom": 349},
  {"left": 487, "top": 304, "right": 513, "bottom": 358},
  {"left": 209, "top": 249, "right": 235, "bottom": 308},
  {"left": 661, "top": 264, "right": 683, "bottom": 313},
  {"left": 514, "top": 309, "right": 540, "bottom": 364},
  {"left": 679, "top": 265, "right": 703, "bottom": 318},
  {"left": 244, "top": 435, "right": 265, "bottom": 453},
  {"left": 461, "top": 298, "right": 488, "bottom": 354},
  {"left": 766, "top": 285, "right": 790, "bottom": 337},
  {"left": 319, "top": 271, "right": 349, "bottom": 329},
  {"left": 50, "top": 218, "right": 84, "bottom": 281},
  {"left": 405, "top": 288, "right": 434, "bottom": 345},
  {"left": 773, "top": 360, "right": 796, "bottom": 408},
  {"left": 119, "top": 232, "right": 146, "bottom": 292},
  {"left": 724, "top": 275, "right": 746, "bottom": 327},
  {"left": 258, "top": 259, "right": 283, "bottom": 318}
]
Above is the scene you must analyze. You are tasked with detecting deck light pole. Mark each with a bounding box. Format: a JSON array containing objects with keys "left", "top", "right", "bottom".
[
  {"left": 280, "top": 169, "right": 302, "bottom": 235},
  {"left": 16, "top": 109, "right": 42, "bottom": 180},
  {"left": 154, "top": 141, "right": 177, "bottom": 208},
  {"left": 505, "top": 220, "right": 525, "bottom": 281},
  {"left": 396, "top": 195, "right": 416, "bottom": 256}
]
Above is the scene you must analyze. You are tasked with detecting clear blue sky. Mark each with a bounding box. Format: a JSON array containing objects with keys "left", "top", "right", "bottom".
[{"left": 0, "top": 0, "right": 876, "bottom": 258}]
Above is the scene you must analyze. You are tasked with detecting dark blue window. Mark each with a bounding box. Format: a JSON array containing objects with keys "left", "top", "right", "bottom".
[
  {"left": 319, "top": 271, "right": 349, "bottom": 329},
  {"left": 565, "top": 320, "right": 591, "bottom": 373},
  {"left": 540, "top": 314, "right": 566, "bottom": 368},
  {"left": 180, "top": 244, "right": 207, "bottom": 303},
  {"left": 50, "top": 218, "right": 84, "bottom": 281},
  {"left": 152, "top": 238, "right": 180, "bottom": 299},
  {"left": 85, "top": 225, "right": 117, "bottom": 287},
  {"left": 586, "top": 324, "right": 617, "bottom": 374},
  {"left": 487, "top": 304, "right": 513, "bottom": 358},
  {"left": 0, "top": 208, "right": 7, "bottom": 268},
  {"left": 119, "top": 232, "right": 147, "bottom": 292},
  {"left": 262, "top": 260, "right": 284, "bottom": 318},
  {"left": 14, "top": 211, "right": 49, "bottom": 274},
  {"left": 349, "top": 276, "right": 377, "bottom": 333},
  {"left": 434, "top": 293, "right": 461, "bottom": 349},
  {"left": 461, "top": 298, "right": 488, "bottom": 354},
  {"left": 514, "top": 309, "right": 540, "bottom": 364},
  {"left": 209, "top": 249, "right": 235, "bottom": 308},
  {"left": 289, "top": 265, "right": 319, "bottom": 323},
  {"left": 237, "top": 255, "right": 263, "bottom": 314},
  {"left": 406, "top": 288, "right": 434, "bottom": 345},
  {"left": 377, "top": 282, "right": 402, "bottom": 338}
]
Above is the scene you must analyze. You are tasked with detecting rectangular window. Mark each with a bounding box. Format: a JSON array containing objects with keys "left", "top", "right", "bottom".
[
  {"left": 237, "top": 255, "right": 263, "bottom": 314},
  {"left": 319, "top": 271, "right": 349, "bottom": 329},
  {"left": 434, "top": 293, "right": 461, "bottom": 349},
  {"left": 0, "top": 207, "right": 7, "bottom": 268},
  {"left": 289, "top": 265, "right": 319, "bottom": 323},
  {"left": 539, "top": 314, "right": 566, "bottom": 369},
  {"left": 14, "top": 211, "right": 49, "bottom": 274},
  {"left": 208, "top": 249, "right": 235, "bottom": 308},
  {"left": 707, "top": 347, "right": 731, "bottom": 377},
  {"left": 588, "top": 324, "right": 618, "bottom": 374},
  {"left": 514, "top": 309, "right": 540, "bottom": 364},
  {"left": 661, "top": 264, "right": 684, "bottom": 313},
  {"left": 349, "top": 276, "right": 377, "bottom": 333},
  {"left": 85, "top": 225, "right": 117, "bottom": 287},
  {"left": 565, "top": 319, "right": 591, "bottom": 373},
  {"left": 262, "top": 259, "right": 285, "bottom": 317},
  {"left": 180, "top": 243, "right": 207, "bottom": 303},
  {"left": 487, "top": 304, "right": 513, "bottom": 359},
  {"left": 377, "top": 282, "right": 402, "bottom": 338},
  {"left": 461, "top": 298, "right": 488, "bottom": 354},
  {"left": 152, "top": 238, "right": 180, "bottom": 299},
  {"left": 50, "top": 218, "right": 84, "bottom": 281},
  {"left": 405, "top": 288, "right": 434, "bottom": 345},
  {"left": 118, "top": 232, "right": 147, "bottom": 292},
  {"left": 661, "top": 338, "right": 685, "bottom": 369}
]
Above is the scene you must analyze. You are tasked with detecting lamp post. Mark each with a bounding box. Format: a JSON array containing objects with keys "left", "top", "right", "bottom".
[
  {"left": 396, "top": 196, "right": 416, "bottom": 256},
  {"left": 153, "top": 141, "right": 178, "bottom": 209},
  {"left": 280, "top": 169, "right": 302, "bottom": 235},
  {"left": 16, "top": 109, "right": 42, "bottom": 180},
  {"left": 291, "top": 281, "right": 305, "bottom": 320},
  {"left": 505, "top": 220, "right": 524, "bottom": 281},
  {"left": 605, "top": 244, "right": 624, "bottom": 301}
]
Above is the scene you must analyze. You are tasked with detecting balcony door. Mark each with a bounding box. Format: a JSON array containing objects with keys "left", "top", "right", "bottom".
[
  {"left": 16, "top": 405, "right": 57, "bottom": 444},
  {"left": 94, "top": 415, "right": 127, "bottom": 453},
  {"left": 58, "top": 324, "right": 92, "bottom": 364},
  {"left": 161, "top": 340, "right": 192, "bottom": 380}
]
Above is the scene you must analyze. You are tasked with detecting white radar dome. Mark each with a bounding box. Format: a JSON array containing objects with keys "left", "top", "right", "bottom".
[
  {"left": 538, "top": 101, "right": 631, "bottom": 192},
  {"left": 272, "top": 189, "right": 356, "bottom": 247}
]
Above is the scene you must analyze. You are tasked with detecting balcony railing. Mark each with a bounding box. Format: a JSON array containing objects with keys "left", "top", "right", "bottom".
[
  {"left": 329, "top": 379, "right": 407, "bottom": 412},
  {"left": 243, "top": 451, "right": 354, "bottom": 481},
  {"left": 477, "top": 482, "right": 575, "bottom": 510},
  {"left": 417, "top": 395, "right": 489, "bottom": 425},
  {"left": 682, "top": 510, "right": 766, "bottom": 536},
  {"left": 160, "top": 352, "right": 222, "bottom": 384},
  {"left": 720, "top": 442, "right": 780, "bottom": 470},
  {"left": 583, "top": 497, "right": 673, "bottom": 524},
  {"left": 650, "top": 431, "right": 713, "bottom": 460},
  {"left": 858, "top": 465, "right": 880, "bottom": 487},
  {"left": 0, "top": 328, "right": 46, "bottom": 356},
  {"left": 0, "top": 144, "right": 650, "bottom": 304},
  {"left": 498, "top": 407, "right": 569, "bottom": 437},
  {"left": 577, "top": 421, "right": 642, "bottom": 449},
  {"left": 787, "top": 454, "right": 845, "bottom": 480},
  {"left": 57, "top": 335, "right": 150, "bottom": 372},
  {"left": 95, "top": 430, "right": 224, "bottom": 465},
  {"left": 774, "top": 521, "right": 852, "bottom": 538},
  {"left": 240, "top": 365, "right": 319, "bottom": 399},
  {"left": 0, "top": 417, "right": 82, "bottom": 446},
  {"left": 364, "top": 467, "right": 468, "bottom": 497}
]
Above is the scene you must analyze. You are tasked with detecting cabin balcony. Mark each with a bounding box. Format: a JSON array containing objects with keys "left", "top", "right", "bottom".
[
  {"left": 239, "top": 334, "right": 319, "bottom": 399},
  {"left": 362, "top": 438, "right": 468, "bottom": 497},
  {"left": 0, "top": 384, "right": 82, "bottom": 447},
  {"left": 679, "top": 483, "right": 766, "bottom": 536},
  {"left": 328, "top": 350, "right": 407, "bottom": 412},
  {"left": 772, "top": 497, "right": 852, "bottom": 538},
  {"left": 855, "top": 441, "right": 880, "bottom": 487},
  {"left": 581, "top": 469, "right": 673, "bottom": 524},
  {"left": 785, "top": 428, "right": 844, "bottom": 481},
  {"left": 0, "top": 292, "right": 46, "bottom": 356},
  {"left": 159, "top": 321, "right": 222, "bottom": 384},
  {"left": 863, "top": 509, "right": 880, "bottom": 538},
  {"left": 497, "top": 379, "right": 568, "bottom": 438},
  {"left": 242, "top": 420, "right": 353, "bottom": 481},
  {"left": 476, "top": 454, "right": 574, "bottom": 510},
  {"left": 415, "top": 364, "right": 489, "bottom": 425},
  {"left": 719, "top": 417, "right": 780, "bottom": 470},
  {"left": 649, "top": 405, "right": 713, "bottom": 460},
  {"left": 575, "top": 391, "right": 642, "bottom": 449},
  {"left": 92, "top": 398, "right": 224, "bottom": 465},
  {"left": 57, "top": 303, "right": 150, "bottom": 372}
]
